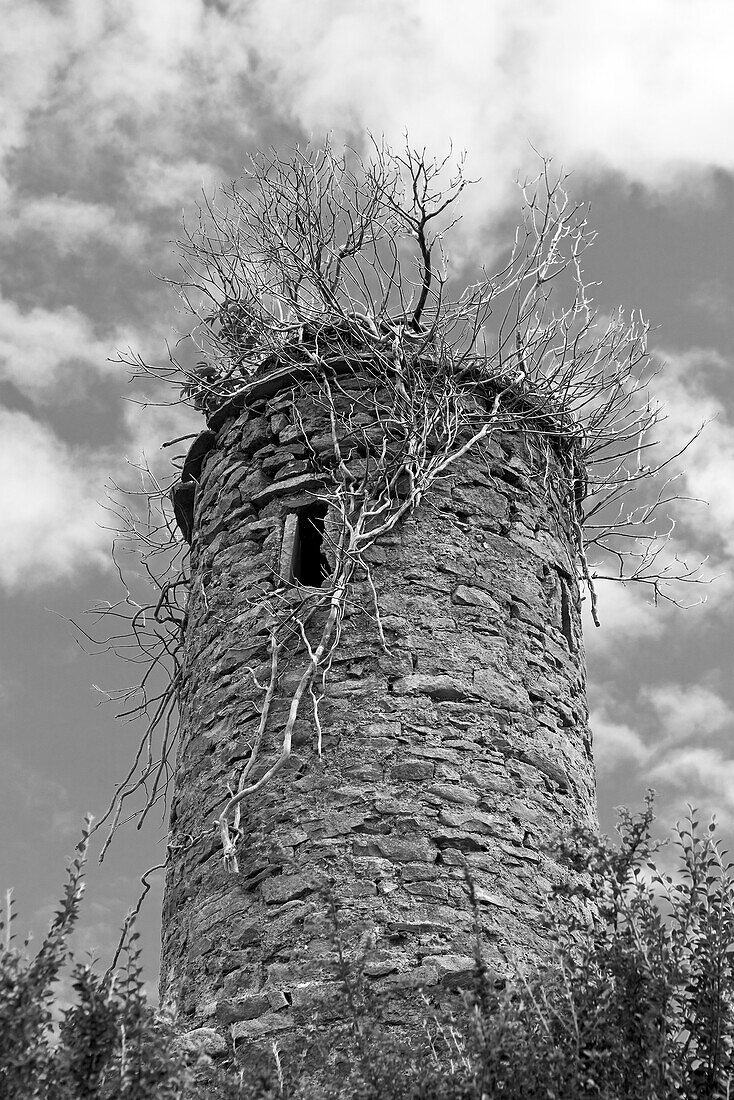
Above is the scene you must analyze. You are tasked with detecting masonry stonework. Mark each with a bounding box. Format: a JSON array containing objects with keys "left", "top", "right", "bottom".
[{"left": 160, "top": 360, "right": 597, "bottom": 1058}]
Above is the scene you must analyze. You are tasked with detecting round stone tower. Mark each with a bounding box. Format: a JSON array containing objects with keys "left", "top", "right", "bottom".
[{"left": 160, "top": 344, "right": 597, "bottom": 1063}]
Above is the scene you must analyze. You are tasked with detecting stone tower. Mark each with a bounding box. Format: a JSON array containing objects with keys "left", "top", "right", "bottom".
[{"left": 159, "top": 337, "right": 597, "bottom": 1063}]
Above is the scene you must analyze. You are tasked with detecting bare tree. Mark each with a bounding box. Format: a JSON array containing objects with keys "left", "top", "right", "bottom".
[{"left": 88, "top": 138, "right": 703, "bottom": 881}]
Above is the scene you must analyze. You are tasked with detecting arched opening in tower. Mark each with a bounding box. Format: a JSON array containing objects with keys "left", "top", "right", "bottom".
[{"left": 291, "top": 501, "right": 330, "bottom": 587}]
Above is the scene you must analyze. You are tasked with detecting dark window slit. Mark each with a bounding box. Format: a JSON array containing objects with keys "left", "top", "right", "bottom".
[
  {"left": 291, "top": 501, "right": 330, "bottom": 587},
  {"left": 560, "top": 578, "right": 575, "bottom": 651}
]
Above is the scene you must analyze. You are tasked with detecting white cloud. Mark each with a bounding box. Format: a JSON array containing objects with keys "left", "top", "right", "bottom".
[
  {"left": 0, "top": 348, "right": 197, "bottom": 591},
  {"left": 0, "top": 1, "right": 252, "bottom": 238},
  {"left": 591, "top": 712, "right": 648, "bottom": 774},
  {"left": 654, "top": 347, "right": 734, "bottom": 562},
  {"left": 47, "top": 1, "right": 253, "bottom": 141},
  {"left": 0, "top": 408, "right": 110, "bottom": 588},
  {"left": 583, "top": 579, "right": 665, "bottom": 654},
  {"left": 1, "top": 1, "right": 206, "bottom": 146},
  {"left": 644, "top": 684, "right": 734, "bottom": 743},
  {"left": 7, "top": 197, "right": 145, "bottom": 255},
  {"left": 242, "top": 0, "right": 734, "bottom": 217},
  {"left": 6, "top": 0, "right": 734, "bottom": 266},
  {"left": 67, "top": 0, "right": 198, "bottom": 114},
  {"left": 577, "top": 345, "right": 730, "bottom": 650},
  {"left": 125, "top": 156, "right": 225, "bottom": 212},
  {"left": 593, "top": 681, "right": 734, "bottom": 817},
  {"left": 514, "top": 2, "right": 734, "bottom": 191},
  {"left": 649, "top": 746, "right": 734, "bottom": 822},
  {"left": 577, "top": 345, "right": 734, "bottom": 636},
  {"left": 0, "top": 3, "right": 67, "bottom": 163},
  {"left": 121, "top": 398, "right": 201, "bottom": 468},
  {"left": 0, "top": 297, "right": 128, "bottom": 398}
]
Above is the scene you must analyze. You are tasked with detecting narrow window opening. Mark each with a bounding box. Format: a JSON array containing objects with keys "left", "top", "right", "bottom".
[
  {"left": 291, "top": 501, "right": 330, "bottom": 587},
  {"left": 559, "top": 578, "right": 575, "bottom": 651}
]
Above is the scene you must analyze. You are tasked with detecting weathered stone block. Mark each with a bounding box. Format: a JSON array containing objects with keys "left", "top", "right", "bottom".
[
  {"left": 289, "top": 980, "right": 339, "bottom": 1007},
  {"left": 250, "top": 471, "right": 322, "bottom": 505},
  {"left": 174, "top": 1027, "right": 229, "bottom": 1057},
  {"left": 438, "top": 807, "right": 498, "bottom": 834},
  {"left": 427, "top": 782, "right": 479, "bottom": 806},
  {"left": 452, "top": 584, "right": 501, "bottom": 612},
  {"left": 401, "top": 862, "right": 440, "bottom": 882},
  {"left": 474, "top": 887, "right": 514, "bottom": 910},
  {"left": 364, "top": 957, "right": 398, "bottom": 977},
  {"left": 241, "top": 417, "right": 271, "bottom": 453},
  {"left": 390, "top": 761, "right": 435, "bottom": 782},
  {"left": 231, "top": 1013, "right": 294, "bottom": 1041},
  {"left": 391, "top": 673, "right": 477, "bottom": 702},
  {"left": 404, "top": 881, "right": 449, "bottom": 902},
  {"left": 353, "top": 836, "right": 436, "bottom": 863},
  {"left": 422, "top": 954, "right": 477, "bottom": 986},
  {"left": 472, "top": 669, "right": 530, "bottom": 712},
  {"left": 380, "top": 963, "right": 440, "bottom": 989},
  {"left": 261, "top": 872, "right": 323, "bottom": 905},
  {"left": 216, "top": 993, "right": 270, "bottom": 1024}
]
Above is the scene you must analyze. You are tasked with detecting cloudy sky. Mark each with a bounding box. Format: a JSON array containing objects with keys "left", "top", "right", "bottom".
[{"left": 3, "top": 0, "right": 734, "bottom": 992}]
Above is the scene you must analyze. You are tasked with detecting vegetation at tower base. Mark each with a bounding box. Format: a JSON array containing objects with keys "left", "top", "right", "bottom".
[
  {"left": 73, "top": 141, "right": 704, "bottom": 1076},
  {"left": 5, "top": 802, "right": 734, "bottom": 1099}
]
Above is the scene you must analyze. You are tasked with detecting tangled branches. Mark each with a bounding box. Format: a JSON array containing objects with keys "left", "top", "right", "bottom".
[
  {"left": 117, "top": 139, "right": 703, "bottom": 605},
  {"left": 71, "top": 460, "right": 187, "bottom": 861},
  {"left": 95, "top": 139, "right": 706, "bottom": 874}
]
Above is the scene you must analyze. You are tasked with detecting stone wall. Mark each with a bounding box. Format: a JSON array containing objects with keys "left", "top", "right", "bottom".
[{"left": 160, "top": 363, "right": 597, "bottom": 1063}]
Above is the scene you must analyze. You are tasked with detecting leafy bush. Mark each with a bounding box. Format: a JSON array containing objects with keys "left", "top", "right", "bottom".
[
  {"left": 0, "top": 820, "right": 191, "bottom": 1099},
  {"left": 4, "top": 801, "right": 734, "bottom": 1099},
  {"left": 467, "top": 797, "right": 734, "bottom": 1100}
]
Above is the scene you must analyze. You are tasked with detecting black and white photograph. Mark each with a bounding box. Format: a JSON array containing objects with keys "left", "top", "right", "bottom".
[{"left": 2, "top": 3, "right": 734, "bottom": 1096}]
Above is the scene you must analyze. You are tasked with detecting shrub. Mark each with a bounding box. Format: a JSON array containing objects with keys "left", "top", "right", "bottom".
[
  {"left": 4, "top": 801, "right": 734, "bottom": 1099},
  {"left": 0, "top": 820, "right": 191, "bottom": 1100},
  {"left": 469, "top": 797, "right": 734, "bottom": 1100}
]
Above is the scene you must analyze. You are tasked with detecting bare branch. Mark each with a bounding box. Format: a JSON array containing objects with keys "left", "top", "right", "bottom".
[{"left": 94, "top": 139, "right": 706, "bottom": 875}]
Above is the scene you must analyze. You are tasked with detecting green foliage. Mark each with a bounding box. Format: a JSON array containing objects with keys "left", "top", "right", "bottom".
[{"left": 4, "top": 801, "right": 734, "bottom": 1099}]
